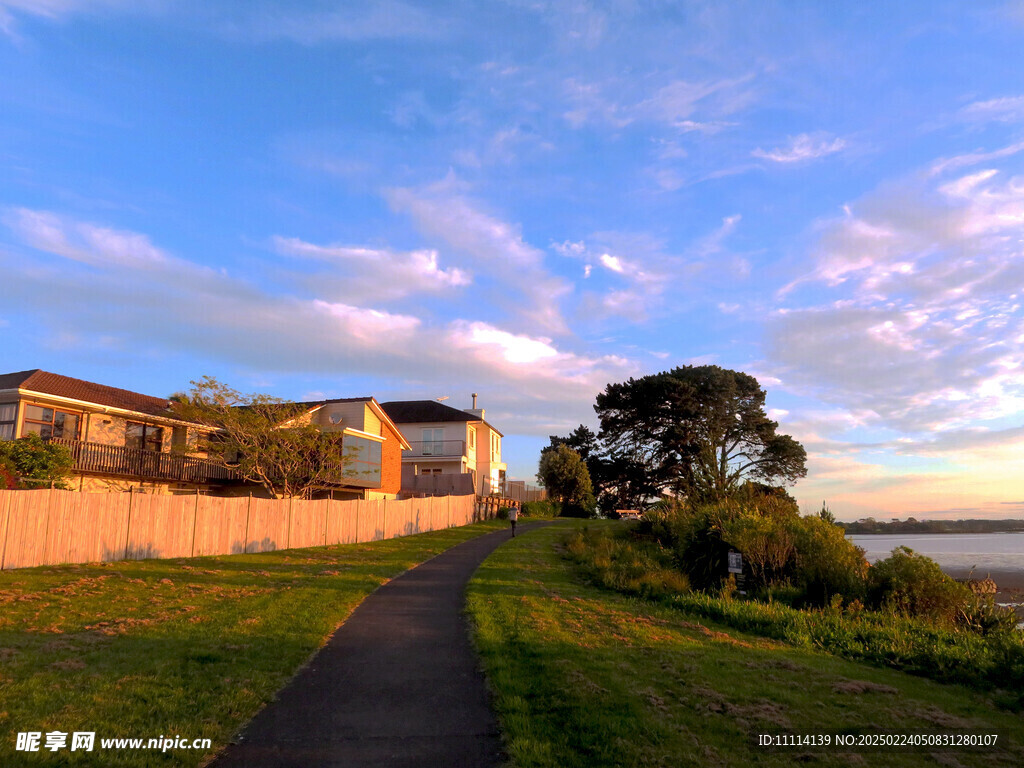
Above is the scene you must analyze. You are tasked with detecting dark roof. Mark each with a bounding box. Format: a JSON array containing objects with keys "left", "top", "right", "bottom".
[
  {"left": 0, "top": 369, "right": 172, "bottom": 417},
  {"left": 380, "top": 400, "right": 478, "bottom": 424}
]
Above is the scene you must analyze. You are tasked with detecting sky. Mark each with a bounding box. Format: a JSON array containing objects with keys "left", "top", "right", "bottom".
[{"left": 2, "top": 1, "right": 1024, "bottom": 521}]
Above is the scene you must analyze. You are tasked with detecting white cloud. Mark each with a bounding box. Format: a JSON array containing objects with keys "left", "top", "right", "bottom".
[
  {"left": 958, "top": 95, "right": 1024, "bottom": 124},
  {"left": 752, "top": 133, "right": 846, "bottom": 163},
  {"left": 386, "top": 178, "right": 571, "bottom": 334},
  {"left": 2, "top": 207, "right": 638, "bottom": 435},
  {"left": 599, "top": 252, "right": 625, "bottom": 273},
  {"left": 219, "top": 1, "right": 454, "bottom": 44},
  {"left": 770, "top": 154, "right": 1024, "bottom": 434},
  {"left": 272, "top": 236, "right": 470, "bottom": 301}
]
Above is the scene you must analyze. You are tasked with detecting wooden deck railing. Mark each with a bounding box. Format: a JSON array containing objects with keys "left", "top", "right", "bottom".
[{"left": 47, "top": 438, "right": 240, "bottom": 484}]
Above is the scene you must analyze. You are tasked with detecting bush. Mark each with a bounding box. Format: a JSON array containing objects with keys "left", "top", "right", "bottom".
[
  {"left": 0, "top": 456, "right": 18, "bottom": 489},
  {"left": 0, "top": 434, "right": 75, "bottom": 489},
  {"left": 789, "top": 515, "right": 868, "bottom": 606},
  {"left": 496, "top": 506, "right": 511, "bottom": 520},
  {"left": 867, "top": 547, "right": 971, "bottom": 624},
  {"left": 521, "top": 500, "right": 559, "bottom": 517}
]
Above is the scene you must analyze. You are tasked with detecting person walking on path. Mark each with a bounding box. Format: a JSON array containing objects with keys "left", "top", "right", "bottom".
[{"left": 509, "top": 503, "right": 519, "bottom": 537}]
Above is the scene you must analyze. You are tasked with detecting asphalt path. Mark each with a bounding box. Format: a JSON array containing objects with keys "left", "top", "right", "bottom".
[{"left": 210, "top": 520, "right": 548, "bottom": 768}]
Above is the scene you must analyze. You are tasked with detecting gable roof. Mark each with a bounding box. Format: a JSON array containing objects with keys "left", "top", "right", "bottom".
[
  {"left": 0, "top": 369, "right": 172, "bottom": 417},
  {"left": 380, "top": 400, "right": 503, "bottom": 437}
]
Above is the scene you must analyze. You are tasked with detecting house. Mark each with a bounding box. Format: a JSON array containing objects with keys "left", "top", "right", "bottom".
[
  {"left": 380, "top": 395, "right": 507, "bottom": 496},
  {"left": 282, "top": 396, "right": 410, "bottom": 500},
  {"left": 0, "top": 370, "right": 408, "bottom": 499},
  {"left": 0, "top": 369, "right": 234, "bottom": 494}
]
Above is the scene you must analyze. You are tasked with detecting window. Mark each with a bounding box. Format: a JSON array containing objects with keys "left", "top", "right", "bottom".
[
  {"left": 126, "top": 422, "right": 164, "bottom": 452},
  {"left": 0, "top": 403, "right": 17, "bottom": 440},
  {"left": 171, "top": 426, "right": 188, "bottom": 451},
  {"left": 468, "top": 427, "right": 476, "bottom": 450},
  {"left": 422, "top": 428, "right": 444, "bottom": 456},
  {"left": 21, "top": 404, "right": 81, "bottom": 440},
  {"left": 343, "top": 435, "right": 382, "bottom": 486},
  {"left": 491, "top": 433, "right": 500, "bottom": 461}
]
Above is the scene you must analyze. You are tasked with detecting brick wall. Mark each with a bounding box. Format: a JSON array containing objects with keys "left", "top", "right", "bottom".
[{"left": 380, "top": 421, "right": 404, "bottom": 496}]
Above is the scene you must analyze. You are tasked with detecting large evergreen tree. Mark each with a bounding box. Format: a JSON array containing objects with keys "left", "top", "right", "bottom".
[{"left": 594, "top": 365, "right": 806, "bottom": 503}]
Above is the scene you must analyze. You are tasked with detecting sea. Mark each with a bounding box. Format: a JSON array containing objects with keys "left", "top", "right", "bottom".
[
  {"left": 848, "top": 532, "right": 1024, "bottom": 573},
  {"left": 848, "top": 532, "right": 1024, "bottom": 628}
]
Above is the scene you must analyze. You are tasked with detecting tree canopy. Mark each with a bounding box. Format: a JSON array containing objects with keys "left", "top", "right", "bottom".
[
  {"left": 589, "top": 365, "right": 806, "bottom": 506},
  {"left": 171, "top": 376, "right": 355, "bottom": 499},
  {"left": 537, "top": 444, "right": 596, "bottom": 517}
]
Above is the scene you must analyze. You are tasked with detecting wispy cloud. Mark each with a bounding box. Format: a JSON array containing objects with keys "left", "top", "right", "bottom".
[
  {"left": 2, "top": 207, "right": 630, "bottom": 433},
  {"left": 958, "top": 95, "right": 1024, "bottom": 124},
  {"left": 752, "top": 133, "right": 846, "bottom": 163},
  {"left": 272, "top": 236, "right": 470, "bottom": 302},
  {"left": 770, "top": 154, "right": 1024, "bottom": 434},
  {"left": 386, "top": 177, "right": 571, "bottom": 334},
  {"left": 218, "top": 1, "right": 456, "bottom": 44}
]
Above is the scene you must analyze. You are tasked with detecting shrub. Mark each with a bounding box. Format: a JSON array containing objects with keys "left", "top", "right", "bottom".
[
  {"left": 496, "top": 506, "right": 511, "bottom": 520},
  {"left": 0, "top": 456, "right": 18, "bottom": 489},
  {"left": 564, "top": 527, "right": 690, "bottom": 601},
  {"left": 0, "top": 434, "right": 75, "bottom": 489},
  {"left": 867, "top": 547, "right": 971, "bottom": 624},
  {"left": 521, "top": 499, "right": 559, "bottom": 517},
  {"left": 789, "top": 515, "right": 868, "bottom": 606}
]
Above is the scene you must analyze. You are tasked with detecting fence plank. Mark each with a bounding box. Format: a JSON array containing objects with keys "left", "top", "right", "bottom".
[
  {"left": 3, "top": 491, "right": 52, "bottom": 569},
  {"left": 126, "top": 494, "right": 195, "bottom": 560},
  {"left": 246, "top": 497, "right": 289, "bottom": 553},
  {"left": 77, "top": 492, "right": 131, "bottom": 564},
  {"left": 325, "top": 498, "right": 355, "bottom": 546},
  {"left": 193, "top": 496, "right": 249, "bottom": 557},
  {"left": 289, "top": 499, "right": 328, "bottom": 549},
  {"left": 42, "top": 489, "right": 77, "bottom": 566}
]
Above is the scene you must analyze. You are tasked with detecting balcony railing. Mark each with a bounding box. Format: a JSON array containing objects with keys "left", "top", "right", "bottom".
[
  {"left": 48, "top": 437, "right": 240, "bottom": 484},
  {"left": 403, "top": 440, "right": 467, "bottom": 458}
]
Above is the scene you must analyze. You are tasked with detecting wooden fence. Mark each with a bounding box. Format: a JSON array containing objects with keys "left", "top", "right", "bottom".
[{"left": 0, "top": 489, "right": 484, "bottom": 571}]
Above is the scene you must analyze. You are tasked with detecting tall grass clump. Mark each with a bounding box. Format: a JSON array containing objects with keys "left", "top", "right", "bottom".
[{"left": 564, "top": 524, "right": 1024, "bottom": 704}]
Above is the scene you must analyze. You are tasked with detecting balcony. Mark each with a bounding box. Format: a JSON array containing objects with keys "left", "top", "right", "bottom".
[
  {"left": 403, "top": 440, "right": 467, "bottom": 459},
  {"left": 48, "top": 437, "right": 240, "bottom": 485}
]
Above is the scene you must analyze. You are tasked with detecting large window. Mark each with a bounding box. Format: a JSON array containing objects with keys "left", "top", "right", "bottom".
[
  {"left": 125, "top": 422, "right": 164, "bottom": 452},
  {"left": 344, "top": 435, "right": 382, "bottom": 486},
  {"left": 421, "top": 428, "right": 444, "bottom": 456},
  {"left": 0, "top": 403, "right": 16, "bottom": 440},
  {"left": 21, "top": 404, "right": 81, "bottom": 440}
]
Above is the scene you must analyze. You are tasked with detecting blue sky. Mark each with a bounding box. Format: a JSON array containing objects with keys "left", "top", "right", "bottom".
[{"left": 2, "top": 1, "right": 1024, "bottom": 520}]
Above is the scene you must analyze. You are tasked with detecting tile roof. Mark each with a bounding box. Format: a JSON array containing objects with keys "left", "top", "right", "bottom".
[{"left": 0, "top": 369, "right": 173, "bottom": 417}]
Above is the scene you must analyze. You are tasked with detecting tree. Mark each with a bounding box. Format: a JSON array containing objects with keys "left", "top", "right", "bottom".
[
  {"left": 537, "top": 444, "right": 596, "bottom": 517},
  {"left": 0, "top": 433, "right": 75, "bottom": 489},
  {"left": 171, "top": 376, "right": 355, "bottom": 499},
  {"left": 595, "top": 365, "right": 807, "bottom": 502}
]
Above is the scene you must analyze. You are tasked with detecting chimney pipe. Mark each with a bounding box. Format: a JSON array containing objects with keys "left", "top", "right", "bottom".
[{"left": 472, "top": 393, "right": 478, "bottom": 409}]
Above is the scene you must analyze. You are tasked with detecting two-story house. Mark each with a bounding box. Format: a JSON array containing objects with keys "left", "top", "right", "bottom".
[
  {"left": 0, "top": 370, "right": 408, "bottom": 499},
  {"left": 0, "top": 369, "right": 235, "bottom": 493},
  {"left": 380, "top": 395, "right": 507, "bottom": 496}
]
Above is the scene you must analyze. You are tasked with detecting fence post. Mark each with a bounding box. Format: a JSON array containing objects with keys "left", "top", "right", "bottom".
[
  {"left": 244, "top": 492, "right": 252, "bottom": 554},
  {"left": 382, "top": 498, "right": 388, "bottom": 541},
  {"left": 286, "top": 496, "right": 293, "bottom": 550},
  {"left": 0, "top": 491, "right": 11, "bottom": 570},
  {"left": 355, "top": 499, "right": 360, "bottom": 544},
  {"left": 324, "top": 499, "right": 329, "bottom": 546},
  {"left": 123, "top": 486, "right": 134, "bottom": 561},
  {"left": 190, "top": 489, "right": 199, "bottom": 557}
]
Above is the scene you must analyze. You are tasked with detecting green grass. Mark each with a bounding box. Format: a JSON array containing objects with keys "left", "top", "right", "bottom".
[
  {"left": 0, "top": 518, "right": 510, "bottom": 767},
  {"left": 467, "top": 520, "right": 1024, "bottom": 767}
]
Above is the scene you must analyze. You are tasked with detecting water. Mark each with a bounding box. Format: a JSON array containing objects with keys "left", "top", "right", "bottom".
[
  {"left": 848, "top": 532, "right": 1024, "bottom": 572},
  {"left": 849, "top": 532, "right": 1024, "bottom": 628}
]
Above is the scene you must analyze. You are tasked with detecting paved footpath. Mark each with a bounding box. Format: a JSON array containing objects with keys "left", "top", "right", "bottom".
[{"left": 211, "top": 521, "right": 549, "bottom": 768}]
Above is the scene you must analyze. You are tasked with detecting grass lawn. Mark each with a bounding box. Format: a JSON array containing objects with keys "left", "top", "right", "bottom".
[
  {"left": 467, "top": 520, "right": 1024, "bottom": 768},
  {"left": 0, "top": 518, "right": 511, "bottom": 767}
]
